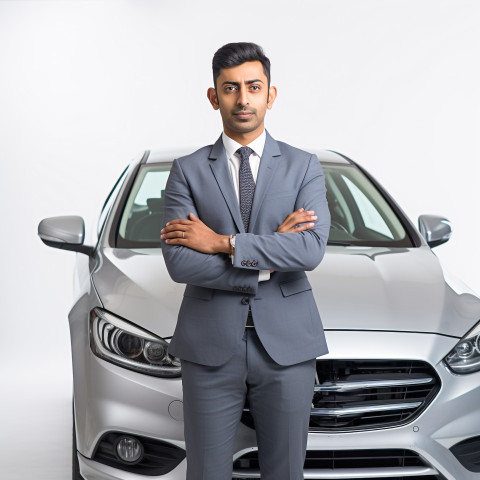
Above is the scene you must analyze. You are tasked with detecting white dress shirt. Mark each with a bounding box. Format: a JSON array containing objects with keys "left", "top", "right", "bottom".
[{"left": 222, "top": 131, "right": 270, "bottom": 282}]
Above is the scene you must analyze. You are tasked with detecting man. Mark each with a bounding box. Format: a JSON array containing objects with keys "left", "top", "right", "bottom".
[{"left": 160, "top": 42, "right": 330, "bottom": 480}]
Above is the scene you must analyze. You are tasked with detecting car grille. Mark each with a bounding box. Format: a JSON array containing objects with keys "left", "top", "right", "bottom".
[
  {"left": 232, "top": 449, "right": 445, "bottom": 479},
  {"left": 241, "top": 359, "right": 440, "bottom": 432}
]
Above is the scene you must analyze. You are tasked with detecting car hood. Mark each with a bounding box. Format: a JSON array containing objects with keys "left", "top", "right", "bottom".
[
  {"left": 92, "top": 246, "right": 480, "bottom": 339},
  {"left": 92, "top": 248, "right": 183, "bottom": 339},
  {"left": 310, "top": 246, "right": 480, "bottom": 338}
]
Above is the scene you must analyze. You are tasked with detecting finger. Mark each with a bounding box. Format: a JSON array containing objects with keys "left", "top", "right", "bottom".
[
  {"left": 291, "top": 213, "right": 317, "bottom": 222},
  {"left": 165, "top": 219, "right": 193, "bottom": 227},
  {"left": 294, "top": 222, "right": 315, "bottom": 232},
  {"left": 285, "top": 211, "right": 306, "bottom": 224},
  {"left": 161, "top": 230, "right": 187, "bottom": 239},
  {"left": 278, "top": 209, "right": 316, "bottom": 232},
  {"left": 162, "top": 223, "right": 191, "bottom": 233},
  {"left": 291, "top": 209, "right": 313, "bottom": 216},
  {"left": 284, "top": 209, "right": 301, "bottom": 221},
  {"left": 290, "top": 208, "right": 307, "bottom": 217},
  {"left": 288, "top": 208, "right": 304, "bottom": 218},
  {"left": 294, "top": 210, "right": 315, "bottom": 217},
  {"left": 161, "top": 226, "right": 188, "bottom": 237},
  {"left": 281, "top": 217, "right": 305, "bottom": 231},
  {"left": 164, "top": 238, "right": 188, "bottom": 245}
]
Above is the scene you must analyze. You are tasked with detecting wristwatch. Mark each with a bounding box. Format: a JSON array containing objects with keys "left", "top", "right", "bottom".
[{"left": 229, "top": 234, "right": 236, "bottom": 258}]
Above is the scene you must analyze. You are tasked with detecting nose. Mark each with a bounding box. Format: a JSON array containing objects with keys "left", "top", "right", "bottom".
[{"left": 237, "top": 84, "right": 249, "bottom": 106}]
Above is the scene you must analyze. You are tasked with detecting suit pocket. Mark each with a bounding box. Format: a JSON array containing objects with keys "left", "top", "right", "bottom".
[
  {"left": 279, "top": 277, "right": 312, "bottom": 297},
  {"left": 183, "top": 285, "right": 213, "bottom": 301}
]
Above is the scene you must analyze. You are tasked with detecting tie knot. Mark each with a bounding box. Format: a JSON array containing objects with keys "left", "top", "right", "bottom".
[{"left": 236, "top": 146, "right": 254, "bottom": 163}]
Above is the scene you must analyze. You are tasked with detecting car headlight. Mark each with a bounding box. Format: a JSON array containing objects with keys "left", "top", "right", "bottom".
[
  {"left": 444, "top": 321, "right": 480, "bottom": 374},
  {"left": 90, "top": 308, "right": 181, "bottom": 377}
]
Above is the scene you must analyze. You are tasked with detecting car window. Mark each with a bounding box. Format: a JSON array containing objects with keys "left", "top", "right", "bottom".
[
  {"left": 130, "top": 170, "right": 170, "bottom": 206},
  {"left": 116, "top": 164, "right": 171, "bottom": 248},
  {"left": 115, "top": 161, "right": 413, "bottom": 248}
]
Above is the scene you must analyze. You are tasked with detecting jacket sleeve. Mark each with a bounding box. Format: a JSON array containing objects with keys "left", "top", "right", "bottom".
[
  {"left": 233, "top": 154, "right": 331, "bottom": 272},
  {"left": 161, "top": 158, "right": 259, "bottom": 294}
]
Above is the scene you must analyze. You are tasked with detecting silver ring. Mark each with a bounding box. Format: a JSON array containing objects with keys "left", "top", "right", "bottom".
[{"left": 182, "top": 232, "right": 185, "bottom": 239}]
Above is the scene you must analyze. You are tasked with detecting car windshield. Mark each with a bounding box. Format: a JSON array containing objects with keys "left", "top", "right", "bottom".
[
  {"left": 115, "top": 162, "right": 412, "bottom": 248},
  {"left": 324, "top": 163, "right": 411, "bottom": 246}
]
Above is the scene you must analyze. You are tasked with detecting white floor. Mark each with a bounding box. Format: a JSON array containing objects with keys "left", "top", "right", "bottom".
[{"left": 1, "top": 363, "right": 72, "bottom": 480}]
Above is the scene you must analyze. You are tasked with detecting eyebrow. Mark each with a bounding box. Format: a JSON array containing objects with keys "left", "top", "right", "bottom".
[{"left": 222, "top": 79, "right": 264, "bottom": 87}]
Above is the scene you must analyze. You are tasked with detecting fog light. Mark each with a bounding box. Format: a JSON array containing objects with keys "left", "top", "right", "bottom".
[{"left": 115, "top": 436, "right": 144, "bottom": 464}]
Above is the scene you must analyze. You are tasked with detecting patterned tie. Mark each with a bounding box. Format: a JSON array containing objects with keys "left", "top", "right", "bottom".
[{"left": 236, "top": 146, "right": 255, "bottom": 232}]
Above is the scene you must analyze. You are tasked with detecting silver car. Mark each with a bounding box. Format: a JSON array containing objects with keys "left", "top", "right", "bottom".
[{"left": 38, "top": 150, "right": 480, "bottom": 480}]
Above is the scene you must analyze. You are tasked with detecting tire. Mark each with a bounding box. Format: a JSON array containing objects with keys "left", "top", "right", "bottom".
[{"left": 72, "top": 402, "right": 85, "bottom": 480}]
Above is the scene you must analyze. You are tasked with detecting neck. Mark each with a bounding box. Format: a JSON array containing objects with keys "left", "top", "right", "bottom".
[{"left": 223, "top": 126, "right": 264, "bottom": 146}]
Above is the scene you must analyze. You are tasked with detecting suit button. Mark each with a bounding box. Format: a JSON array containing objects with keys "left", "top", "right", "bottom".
[
  {"left": 246, "top": 260, "right": 252, "bottom": 267},
  {"left": 241, "top": 297, "right": 249, "bottom": 305},
  {"left": 241, "top": 260, "right": 247, "bottom": 266},
  {"left": 251, "top": 260, "right": 258, "bottom": 267}
]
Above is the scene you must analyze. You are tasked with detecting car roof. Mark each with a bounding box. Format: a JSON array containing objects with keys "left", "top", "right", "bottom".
[{"left": 143, "top": 148, "right": 352, "bottom": 165}]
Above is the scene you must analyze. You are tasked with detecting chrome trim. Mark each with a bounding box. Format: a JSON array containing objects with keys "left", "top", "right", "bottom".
[
  {"left": 94, "top": 308, "right": 159, "bottom": 341},
  {"left": 233, "top": 465, "right": 438, "bottom": 479},
  {"left": 314, "top": 377, "right": 434, "bottom": 392},
  {"left": 243, "top": 402, "right": 423, "bottom": 415},
  {"left": 310, "top": 402, "right": 422, "bottom": 416}
]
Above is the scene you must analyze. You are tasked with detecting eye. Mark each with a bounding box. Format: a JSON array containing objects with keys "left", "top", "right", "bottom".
[
  {"left": 224, "top": 85, "right": 237, "bottom": 92},
  {"left": 250, "top": 85, "right": 261, "bottom": 91}
]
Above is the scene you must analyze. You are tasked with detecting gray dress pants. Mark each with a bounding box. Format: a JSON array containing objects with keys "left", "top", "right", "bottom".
[{"left": 181, "top": 328, "right": 316, "bottom": 480}]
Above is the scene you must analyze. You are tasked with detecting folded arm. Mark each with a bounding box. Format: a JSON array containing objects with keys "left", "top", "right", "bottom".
[
  {"left": 161, "top": 159, "right": 259, "bottom": 293},
  {"left": 161, "top": 154, "right": 330, "bottom": 288},
  {"left": 233, "top": 154, "right": 330, "bottom": 272}
]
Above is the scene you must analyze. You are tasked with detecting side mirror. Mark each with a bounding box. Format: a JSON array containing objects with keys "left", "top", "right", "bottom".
[
  {"left": 418, "top": 214, "right": 452, "bottom": 248},
  {"left": 38, "top": 216, "right": 94, "bottom": 256}
]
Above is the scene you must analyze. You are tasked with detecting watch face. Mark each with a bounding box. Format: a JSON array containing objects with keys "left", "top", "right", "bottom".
[{"left": 230, "top": 235, "right": 236, "bottom": 247}]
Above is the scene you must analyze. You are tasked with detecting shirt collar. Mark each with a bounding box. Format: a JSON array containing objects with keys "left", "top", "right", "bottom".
[{"left": 222, "top": 130, "right": 266, "bottom": 160}]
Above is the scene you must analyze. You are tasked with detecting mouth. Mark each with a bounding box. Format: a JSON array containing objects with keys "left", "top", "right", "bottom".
[{"left": 233, "top": 110, "right": 254, "bottom": 119}]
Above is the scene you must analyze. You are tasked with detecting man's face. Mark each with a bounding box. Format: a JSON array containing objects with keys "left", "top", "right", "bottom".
[{"left": 207, "top": 61, "right": 277, "bottom": 142}]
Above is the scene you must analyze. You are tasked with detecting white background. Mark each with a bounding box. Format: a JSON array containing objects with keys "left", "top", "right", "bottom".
[{"left": 1, "top": 1, "right": 479, "bottom": 478}]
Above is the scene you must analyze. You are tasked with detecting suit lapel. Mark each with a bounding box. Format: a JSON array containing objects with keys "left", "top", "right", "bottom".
[
  {"left": 209, "top": 135, "right": 245, "bottom": 234},
  {"left": 248, "top": 131, "right": 281, "bottom": 232}
]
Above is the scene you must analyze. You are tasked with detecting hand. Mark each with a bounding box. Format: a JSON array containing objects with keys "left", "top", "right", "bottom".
[
  {"left": 269, "top": 209, "right": 317, "bottom": 274},
  {"left": 161, "top": 213, "right": 230, "bottom": 254},
  {"left": 276, "top": 208, "right": 317, "bottom": 233}
]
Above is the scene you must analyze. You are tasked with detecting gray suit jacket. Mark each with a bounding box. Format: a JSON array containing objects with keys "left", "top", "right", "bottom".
[{"left": 162, "top": 131, "right": 330, "bottom": 366}]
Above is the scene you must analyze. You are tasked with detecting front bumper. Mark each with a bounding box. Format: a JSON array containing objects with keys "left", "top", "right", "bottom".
[{"left": 75, "top": 330, "right": 480, "bottom": 480}]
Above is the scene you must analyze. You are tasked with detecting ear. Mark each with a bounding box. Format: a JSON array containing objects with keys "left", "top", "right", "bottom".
[
  {"left": 267, "top": 85, "right": 277, "bottom": 110},
  {"left": 207, "top": 87, "right": 220, "bottom": 110}
]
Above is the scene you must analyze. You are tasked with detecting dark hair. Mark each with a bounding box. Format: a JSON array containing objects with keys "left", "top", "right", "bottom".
[{"left": 212, "top": 42, "right": 271, "bottom": 88}]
